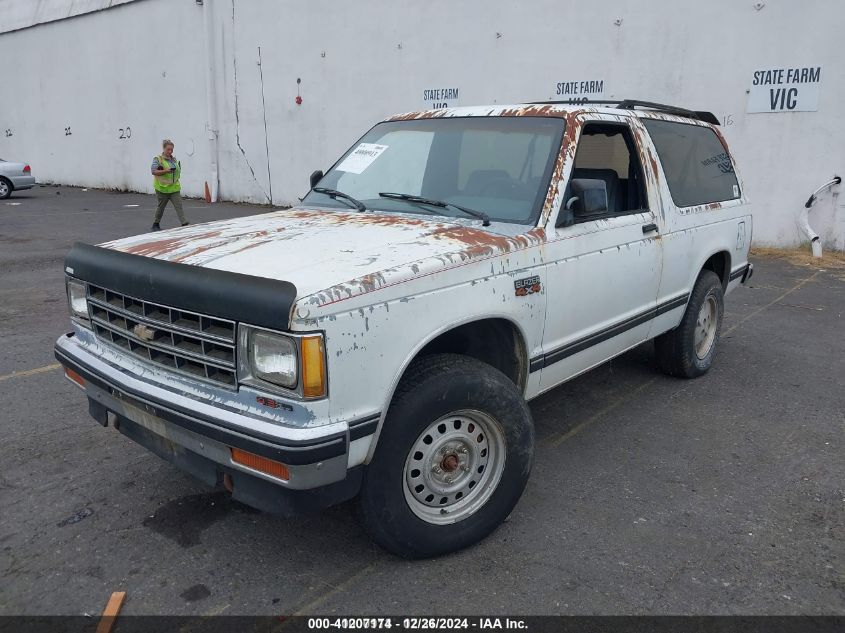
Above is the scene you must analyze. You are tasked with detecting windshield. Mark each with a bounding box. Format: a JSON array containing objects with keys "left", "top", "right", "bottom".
[{"left": 303, "top": 117, "right": 565, "bottom": 225}]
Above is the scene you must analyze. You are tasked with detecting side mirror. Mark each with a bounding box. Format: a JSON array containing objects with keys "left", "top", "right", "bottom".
[
  {"left": 570, "top": 179, "right": 608, "bottom": 216},
  {"left": 309, "top": 170, "right": 324, "bottom": 189}
]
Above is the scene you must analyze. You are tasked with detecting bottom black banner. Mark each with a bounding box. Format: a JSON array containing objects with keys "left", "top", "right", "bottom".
[{"left": 0, "top": 616, "right": 843, "bottom": 633}]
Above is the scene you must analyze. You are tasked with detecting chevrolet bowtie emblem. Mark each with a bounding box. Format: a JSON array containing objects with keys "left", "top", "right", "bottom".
[{"left": 132, "top": 324, "right": 156, "bottom": 341}]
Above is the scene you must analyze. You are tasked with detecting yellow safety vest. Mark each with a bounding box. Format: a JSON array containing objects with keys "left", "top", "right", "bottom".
[{"left": 153, "top": 154, "right": 181, "bottom": 193}]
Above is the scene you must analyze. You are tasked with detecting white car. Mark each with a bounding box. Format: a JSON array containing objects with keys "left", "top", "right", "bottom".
[
  {"left": 56, "top": 100, "right": 752, "bottom": 558},
  {"left": 0, "top": 158, "right": 35, "bottom": 199}
]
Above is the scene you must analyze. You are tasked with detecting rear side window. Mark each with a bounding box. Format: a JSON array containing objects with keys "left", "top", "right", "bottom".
[{"left": 642, "top": 119, "right": 740, "bottom": 207}]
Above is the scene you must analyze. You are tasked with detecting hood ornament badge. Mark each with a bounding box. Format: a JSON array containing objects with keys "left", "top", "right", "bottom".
[{"left": 133, "top": 324, "right": 156, "bottom": 342}]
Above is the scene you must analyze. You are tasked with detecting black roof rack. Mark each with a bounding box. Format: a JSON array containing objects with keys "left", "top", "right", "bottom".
[{"left": 529, "top": 99, "right": 720, "bottom": 125}]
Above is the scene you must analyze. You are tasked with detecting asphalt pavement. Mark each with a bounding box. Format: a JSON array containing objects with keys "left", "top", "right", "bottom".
[{"left": 1, "top": 185, "right": 843, "bottom": 616}]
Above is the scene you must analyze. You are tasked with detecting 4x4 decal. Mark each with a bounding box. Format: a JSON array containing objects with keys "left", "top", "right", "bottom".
[{"left": 514, "top": 275, "right": 541, "bottom": 296}]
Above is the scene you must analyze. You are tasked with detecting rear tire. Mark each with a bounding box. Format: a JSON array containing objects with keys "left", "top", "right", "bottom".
[
  {"left": 0, "top": 178, "right": 11, "bottom": 200},
  {"left": 358, "top": 353, "right": 534, "bottom": 559},
  {"left": 655, "top": 270, "right": 724, "bottom": 378}
]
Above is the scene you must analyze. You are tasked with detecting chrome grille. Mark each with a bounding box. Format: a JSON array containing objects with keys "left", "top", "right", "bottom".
[{"left": 87, "top": 284, "right": 237, "bottom": 388}]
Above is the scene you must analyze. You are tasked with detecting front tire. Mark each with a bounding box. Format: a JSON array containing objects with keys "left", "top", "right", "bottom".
[
  {"left": 655, "top": 270, "right": 724, "bottom": 378},
  {"left": 358, "top": 354, "right": 534, "bottom": 558}
]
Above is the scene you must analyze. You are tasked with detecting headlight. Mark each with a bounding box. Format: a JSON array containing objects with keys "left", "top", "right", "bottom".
[
  {"left": 238, "top": 326, "right": 327, "bottom": 398},
  {"left": 66, "top": 278, "right": 88, "bottom": 320},
  {"left": 245, "top": 329, "right": 298, "bottom": 389}
]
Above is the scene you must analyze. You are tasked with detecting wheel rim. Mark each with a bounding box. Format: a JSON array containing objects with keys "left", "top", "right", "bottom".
[
  {"left": 694, "top": 294, "right": 718, "bottom": 359},
  {"left": 0, "top": 181, "right": 8, "bottom": 197},
  {"left": 403, "top": 409, "right": 506, "bottom": 525}
]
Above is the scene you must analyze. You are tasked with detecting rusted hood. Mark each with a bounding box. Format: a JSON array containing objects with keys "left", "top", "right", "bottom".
[{"left": 99, "top": 207, "right": 545, "bottom": 302}]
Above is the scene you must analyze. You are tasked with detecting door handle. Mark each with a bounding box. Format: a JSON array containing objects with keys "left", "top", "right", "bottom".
[{"left": 642, "top": 223, "right": 659, "bottom": 234}]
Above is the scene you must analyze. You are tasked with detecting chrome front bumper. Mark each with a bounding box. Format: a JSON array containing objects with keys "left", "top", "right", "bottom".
[{"left": 54, "top": 331, "right": 364, "bottom": 493}]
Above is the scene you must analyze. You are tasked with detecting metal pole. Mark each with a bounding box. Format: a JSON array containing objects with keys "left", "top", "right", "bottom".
[
  {"left": 202, "top": 0, "right": 219, "bottom": 202},
  {"left": 257, "top": 45, "right": 273, "bottom": 205}
]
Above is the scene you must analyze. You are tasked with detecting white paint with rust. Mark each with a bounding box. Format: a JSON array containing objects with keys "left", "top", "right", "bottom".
[{"left": 86, "top": 104, "right": 752, "bottom": 470}]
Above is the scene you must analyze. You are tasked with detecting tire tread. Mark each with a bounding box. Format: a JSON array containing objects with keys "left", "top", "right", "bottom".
[
  {"left": 655, "top": 270, "right": 724, "bottom": 378},
  {"left": 358, "top": 353, "right": 533, "bottom": 558}
]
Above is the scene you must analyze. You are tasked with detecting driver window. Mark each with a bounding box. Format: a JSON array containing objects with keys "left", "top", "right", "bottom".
[{"left": 563, "top": 123, "right": 647, "bottom": 223}]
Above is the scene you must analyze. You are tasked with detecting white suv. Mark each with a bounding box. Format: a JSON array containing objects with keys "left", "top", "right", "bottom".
[{"left": 56, "top": 100, "right": 753, "bottom": 558}]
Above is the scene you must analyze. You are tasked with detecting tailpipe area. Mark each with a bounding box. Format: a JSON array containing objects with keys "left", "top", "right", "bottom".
[{"left": 800, "top": 176, "right": 841, "bottom": 258}]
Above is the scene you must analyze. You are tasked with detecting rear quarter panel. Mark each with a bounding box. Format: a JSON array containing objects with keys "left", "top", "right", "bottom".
[
  {"left": 634, "top": 115, "right": 753, "bottom": 337},
  {"left": 0, "top": 162, "right": 24, "bottom": 177},
  {"left": 1, "top": 162, "right": 34, "bottom": 188}
]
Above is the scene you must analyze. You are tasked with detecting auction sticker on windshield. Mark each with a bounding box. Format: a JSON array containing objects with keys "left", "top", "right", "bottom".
[{"left": 336, "top": 143, "right": 388, "bottom": 174}]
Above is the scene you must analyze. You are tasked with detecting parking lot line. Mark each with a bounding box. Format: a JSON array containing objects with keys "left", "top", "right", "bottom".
[
  {"left": 543, "top": 379, "right": 657, "bottom": 448},
  {"left": 292, "top": 563, "right": 377, "bottom": 615},
  {"left": 721, "top": 270, "right": 820, "bottom": 337},
  {"left": 201, "top": 603, "right": 231, "bottom": 616},
  {"left": 0, "top": 363, "right": 61, "bottom": 383},
  {"left": 540, "top": 271, "right": 822, "bottom": 449},
  {"left": 24, "top": 209, "right": 152, "bottom": 218}
]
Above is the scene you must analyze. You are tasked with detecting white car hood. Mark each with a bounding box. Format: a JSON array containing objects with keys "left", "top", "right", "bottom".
[{"left": 100, "top": 207, "right": 544, "bottom": 302}]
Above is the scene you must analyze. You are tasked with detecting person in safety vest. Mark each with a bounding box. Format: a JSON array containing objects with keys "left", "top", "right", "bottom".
[{"left": 150, "top": 139, "right": 188, "bottom": 231}]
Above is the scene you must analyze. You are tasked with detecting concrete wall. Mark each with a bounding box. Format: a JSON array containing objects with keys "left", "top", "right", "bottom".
[
  {"left": 0, "top": 0, "right": 209, "bottom": 194},
  {"left": 1, "top": 0, "right": 843, "bottom": 249},
  {"left": 0, "top": 0, "right": 141, "bottom": 35}
]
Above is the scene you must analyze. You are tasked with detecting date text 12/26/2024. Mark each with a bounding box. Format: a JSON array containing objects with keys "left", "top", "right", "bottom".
[{"left": 307, "top": 618, "right": 528, "bottom": 630}]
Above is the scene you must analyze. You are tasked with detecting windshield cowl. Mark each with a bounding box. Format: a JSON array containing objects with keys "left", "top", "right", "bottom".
[{"left": 295, "top": 203, "right": 533, "bottom": 239}]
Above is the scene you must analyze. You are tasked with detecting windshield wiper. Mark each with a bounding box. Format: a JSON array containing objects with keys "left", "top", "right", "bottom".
[
  {"left": 312, "top": 187, "right": 367, "bottom": 212},
  {"left": 379, "top": 192, "right": 490, "bottom": 226}
]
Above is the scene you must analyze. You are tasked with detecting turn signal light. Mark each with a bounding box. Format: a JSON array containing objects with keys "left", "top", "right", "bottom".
[
  {"left": 301, "top": 335, "right": 327, "bottom": 398},
  {"left": 230, "top": 447, "right": 290, "bottom": 481},
  {"left": 64, "top": 367, "right": 85, "bottom": 388}
]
